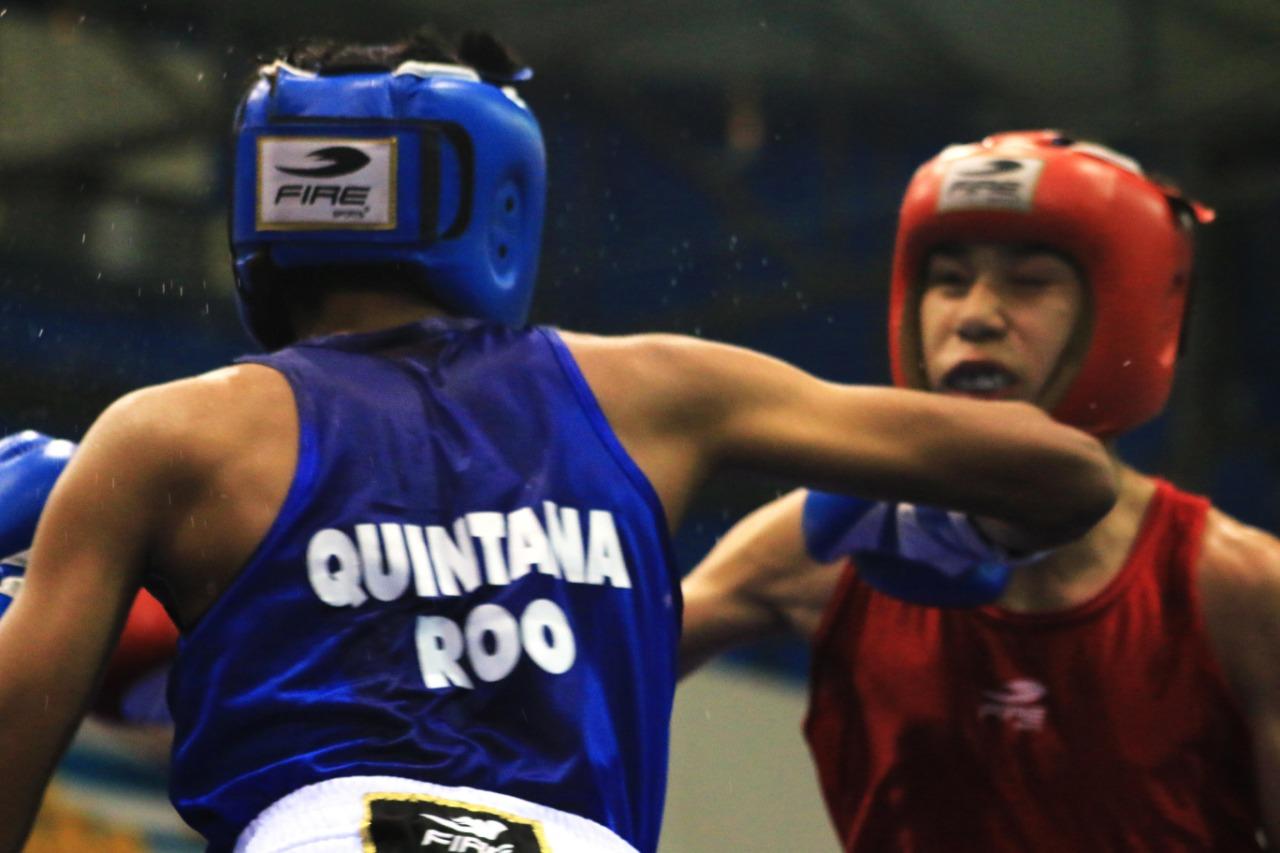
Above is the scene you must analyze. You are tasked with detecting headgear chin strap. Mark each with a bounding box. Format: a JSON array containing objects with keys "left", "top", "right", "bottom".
[
  {"left": 889, "top": 130, "right": 1214, "bottom": 438},
  {"left": 230, "top": 60, "right": 547, "bottom": 350}
]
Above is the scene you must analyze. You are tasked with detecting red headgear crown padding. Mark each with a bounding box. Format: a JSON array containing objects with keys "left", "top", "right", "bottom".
[{"left": 889, "top": 130, "right": 1214, "bottom": 438}]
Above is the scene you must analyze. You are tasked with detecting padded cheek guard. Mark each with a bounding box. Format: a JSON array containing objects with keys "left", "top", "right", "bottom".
[
  {"left": 889, "top": 130, "right": 1213, "bottom": 439},
  {"left": 230, "top": 62, "right": 547, "bottom": 349}
]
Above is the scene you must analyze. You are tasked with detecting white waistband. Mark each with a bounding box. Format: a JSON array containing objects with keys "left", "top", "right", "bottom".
[{"left": 234, "top": 775, "right": 640, "bottom": 853}]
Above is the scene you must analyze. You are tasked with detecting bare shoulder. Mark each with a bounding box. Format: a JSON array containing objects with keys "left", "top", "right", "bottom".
[
  {"left": 556, "top": 328, "right": 819, "bottom": 446},
  {"left": 24, "top": 364, "right": 296, "bottom": 604},
  {"left": 556, "top": 331, "right": 819, "bottom": 526},
  {"left": 557, "top": 328, "right": 735, "bottom": 360},
  {"left": 557, "top": 330, "right": 769, "bottom": 403},
  {"left": 81, "top": 364, "right": 300, "bottom": 625},
  {"left": 554, "top": 332, "right": 741, "bottom": 524},
  {"left": 72, "top": 364, "right": 298, "bottom": 540},
  {"left": 97, "top": 364, "right": 294, "bottom": 466},
  {"left": 1199, "top": 509, "right": 1280, "bottom": 608},
  {"left": 109, "top": 363, "right": 292, "bottom": 434},
  {"left": 1197, "top": 508, "right": 1280, "bottom": 708}
]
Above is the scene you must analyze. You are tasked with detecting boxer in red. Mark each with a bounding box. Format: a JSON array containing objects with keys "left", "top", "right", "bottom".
[{"left": 681, "top": 131, "right": 1278, "bottom": 851}]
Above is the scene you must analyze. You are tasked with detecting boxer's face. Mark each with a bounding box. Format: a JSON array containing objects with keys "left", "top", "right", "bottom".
[{"left": 918, "top": 243, "right": 1084, "bottom": 405}]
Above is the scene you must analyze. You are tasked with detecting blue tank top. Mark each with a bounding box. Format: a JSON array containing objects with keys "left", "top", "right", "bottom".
[{"left": 167, "top": 319, "right": 680, "bottom": 853}]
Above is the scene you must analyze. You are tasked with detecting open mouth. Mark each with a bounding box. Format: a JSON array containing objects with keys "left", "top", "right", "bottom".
[{"left": 941, "top": 361, "right": 1020, "bottom": 396}]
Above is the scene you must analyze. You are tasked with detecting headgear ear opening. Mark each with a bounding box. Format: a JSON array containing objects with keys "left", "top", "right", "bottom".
[{"left": 229, "top": 58, "right": 547, "bottom": 349}]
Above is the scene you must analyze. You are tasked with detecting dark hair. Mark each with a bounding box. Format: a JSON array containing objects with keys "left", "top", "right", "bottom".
[{"left": 280, "top": 28, "right": 527, "bottom": 83}]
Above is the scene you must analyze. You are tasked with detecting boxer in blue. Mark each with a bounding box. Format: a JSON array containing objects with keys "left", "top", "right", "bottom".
[{"left": 0, "top": 31, "right": 1115, "bottom": 853}]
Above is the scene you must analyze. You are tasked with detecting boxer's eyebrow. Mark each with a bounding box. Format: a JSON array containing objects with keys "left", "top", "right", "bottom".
[
  {"left": 1009, "top": 244, "right": 1070, "bottom": 262},
  {"left": 926, "top": 243, "right": 965, "bottom": 260}
]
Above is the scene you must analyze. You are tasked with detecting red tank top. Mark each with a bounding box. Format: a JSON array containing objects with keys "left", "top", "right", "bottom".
[{"left": 805, "top": 480, "right": 1261, "bottom": 852}]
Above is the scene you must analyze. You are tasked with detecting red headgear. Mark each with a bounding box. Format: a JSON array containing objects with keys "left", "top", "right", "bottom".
[{"left": 888, "top": 130, "right": 1214, "bottom": 438}]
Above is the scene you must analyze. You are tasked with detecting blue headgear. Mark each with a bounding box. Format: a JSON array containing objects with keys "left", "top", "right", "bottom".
[{"left": 230, "top": 60, "right": 546, "bottom": 349}]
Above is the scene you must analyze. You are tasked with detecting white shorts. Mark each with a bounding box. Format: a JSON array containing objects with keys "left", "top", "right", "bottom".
[{"left": 233, "top": 775, "right": 640, "bottom": 853}]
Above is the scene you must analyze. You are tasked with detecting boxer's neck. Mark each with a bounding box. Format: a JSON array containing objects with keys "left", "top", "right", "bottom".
[
  {"left": 292, "top": 288, "right": 453, "bottom": 341},
  {"left": 996, "top": 461, "right": 1157, "bottom": 614}
]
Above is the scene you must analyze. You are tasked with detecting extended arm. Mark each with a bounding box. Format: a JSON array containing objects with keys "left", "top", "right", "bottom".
[
  {"left": 0, "top": 400, "right": 174, "bottom": 851},
  {"left": 680, "top": 485, "right": 1016, "bottom": 675},
  {"left": 570, "top": 332, "right": 1116, "bottom": 547},
  {"left": 707, "top": 346, "right": 1113, "bottom": 547}
]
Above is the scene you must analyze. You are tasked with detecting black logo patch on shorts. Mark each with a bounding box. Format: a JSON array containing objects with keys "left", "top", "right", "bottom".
[{"left": 363, "top": 793, "right": 549, "bottom": 853}]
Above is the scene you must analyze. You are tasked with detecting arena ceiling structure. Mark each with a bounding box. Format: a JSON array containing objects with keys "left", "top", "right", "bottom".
[
  {"left": 2, "top": 0, "right": 1278, "bottom": 287},
  {"left": 3, "top": 0, "right": 1279, "bottom": 210}
]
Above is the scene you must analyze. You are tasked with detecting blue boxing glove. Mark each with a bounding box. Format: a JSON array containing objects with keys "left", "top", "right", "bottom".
[
  {"left": 0, "top": 429, "right": 75, "bottom": 567},
  {"left": 802, "top": 490, "right": 1031, "bottom": 607},
  {"left": 0, "top": 431, "right": 75, "bottom": 618}
]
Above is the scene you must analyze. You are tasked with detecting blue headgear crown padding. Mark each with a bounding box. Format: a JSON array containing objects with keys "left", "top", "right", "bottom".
[{"left": 230, "top": 61, "right": 547, "bottom": 348}]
